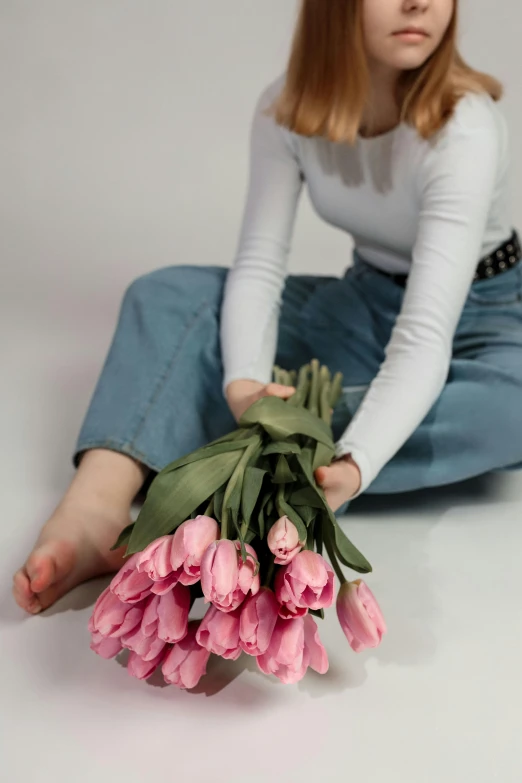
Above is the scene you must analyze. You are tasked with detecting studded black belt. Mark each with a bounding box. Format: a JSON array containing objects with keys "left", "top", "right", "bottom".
[{"left": 373, "top": 230, "right": 522, "bottom": 288}]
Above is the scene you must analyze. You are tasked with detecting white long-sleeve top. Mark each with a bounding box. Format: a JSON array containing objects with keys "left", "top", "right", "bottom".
[{"left": 220, "top": 77, "right": 512, "bottom": 494}]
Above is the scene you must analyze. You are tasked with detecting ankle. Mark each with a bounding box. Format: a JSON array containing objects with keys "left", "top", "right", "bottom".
[{"left": 68, "top": 449, "right": 150, "bottom": 510}]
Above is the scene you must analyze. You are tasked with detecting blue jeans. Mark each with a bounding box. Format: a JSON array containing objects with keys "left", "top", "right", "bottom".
[{"left": 75, "top": 258, "right": 522, "bottom": 503}]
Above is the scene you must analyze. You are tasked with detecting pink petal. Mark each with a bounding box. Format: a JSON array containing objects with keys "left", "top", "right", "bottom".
[
  {"left": 121, "top": 625, "right": 165, "bottom": 661},
  {"left": 150, "top": 572, "right": 180, "bottom": 595},
  {"left": 162, "top": 623, "right": 211, "bottom": 689},
  {"left": 90, "top": 631, "right": 123, "bottom": 660},
  {"left": 196, "top": 605, "right": 241, "bottom": 659},
  {"left": 137, "top": 536, "right": 173, "bottom": 579},
  {"left": 141, "top": 594, "right": 161, "bottom": 636},
  {"left": 358, "top": 582, "right": 388, "bottom": 637},
  {"left": 157, "top": 584, "right": 190, "bottom": 643},
  {"left": 213, "top": 541, "right": 240, "bottom": 596},
  {"left": 110, "top": 554, "right": 153, "bottom": 603},
  {"left": 239, "top": 589, "right": 279, "bottom": 656},
  {"left": 127, "top": 648, "right": 166, "bottom": 680},
  {"left": 303, "top": 615, "right": 329, "bottom": 674}
]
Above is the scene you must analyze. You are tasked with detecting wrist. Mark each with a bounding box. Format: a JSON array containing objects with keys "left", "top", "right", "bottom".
[{"left": 225, "top": 379, "right": 264, "bottom": 402}]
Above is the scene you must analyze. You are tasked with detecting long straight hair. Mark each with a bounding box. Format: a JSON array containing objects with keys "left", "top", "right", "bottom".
[{"left": 273, "top": 0, "right": 502, "bottom": 144}]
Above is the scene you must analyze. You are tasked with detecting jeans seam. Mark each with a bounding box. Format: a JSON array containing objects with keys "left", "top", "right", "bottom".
[
  {"left": 73, "top": 438, "right": 164, "bottom": 473},
  {"left": 128, "top": 297, "right": 211, "bottom": 450}
]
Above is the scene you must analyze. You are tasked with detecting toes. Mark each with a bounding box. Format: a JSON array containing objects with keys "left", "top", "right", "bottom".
[
  {"left": 26, "top": 550, "right": 56, "bottom": 593},
  {"left": 34, "top": 577, "right": 71, "bottom": 612},
  {"left": 12, "top": 570, "right": 42, "bottom": 614}
]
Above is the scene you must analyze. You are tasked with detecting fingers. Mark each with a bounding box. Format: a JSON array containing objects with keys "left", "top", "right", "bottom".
[{"left": 263, "top": 383, "right": 296, "bottom": 399}]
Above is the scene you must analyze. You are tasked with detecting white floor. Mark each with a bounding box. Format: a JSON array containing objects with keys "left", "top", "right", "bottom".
[{"left": 2, "top": 303, "right": 522, "bottom": 783}]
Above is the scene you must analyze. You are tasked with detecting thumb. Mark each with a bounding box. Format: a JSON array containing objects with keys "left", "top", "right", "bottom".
[
  {"left": 314, "top": 465, "right": 331, "bottom": 486},
  {"left": 263, "top": 383, "right": 296, "bottom": 399}
]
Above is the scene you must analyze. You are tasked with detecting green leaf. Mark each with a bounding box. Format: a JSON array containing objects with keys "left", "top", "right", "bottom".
[
  {"left": 257, "top": 491, "right": 272, "bottom": 539},
  {"left": 127, "top": 451, "right": 242, "bottom": 554},
  {"left": 272, "top": 454, "right": 297, "bottom": 484},
  {"left": 244, "top": 529, "right": 258, "bottom": 545},
  {"left": 309, "top": 608, "right": 325, "bottom": 620},
  {"left": 241, "top": 467, "right": 267, "bottom": 527},
  {"left": 306, "top": 522, "right": 314, "bottom": 551},
  {"left": 258, "top": 502, "right": 266, "bottom": 539},
  {"left": 326, "top": 509, "right": 372, "bottom": 574},
  {"left": 110, "top": 523, "right": 135, "bottom": 552},
  {"left": 262, "top": 441, "right": 302, "bottom": 456},
  {"left": 298, "top": 445, "right": 315, "bottom": 475},
  {"left": 312, "top": 441, "right": 335, "bottom": 472},
  {"left": 294, "top": 450, "right": 370, "bottom": 572},
  {"left": 239, "top": 396, "right": 334, "bottom": 448},
  {"left": 290, "top": 486, "right": 325, "bottom": 509},
  {"left": 295, "top": 451, "right": 326, "bottom": 509},
  {"left": 315, "top": 514, "right": 324, "bottom": 556},
  {"left": 298, "top": 505, "right": 317, "bottom": 526},
  {"left": 160, "top": 434, "right": 258, "bottom": 475},
  {"left": 275, "top": 488, "right": 308, "bottom": 542},
  {"left": 227, "top": 473, "right": 243, "bottom": 528},
  {"left": 213, "top": 483, "right": 226, "bottom": 523}
]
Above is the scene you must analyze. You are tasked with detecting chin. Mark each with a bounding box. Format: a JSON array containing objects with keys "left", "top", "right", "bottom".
[{"left": 386, "top": 52, "right": 432, "bottom": 72}]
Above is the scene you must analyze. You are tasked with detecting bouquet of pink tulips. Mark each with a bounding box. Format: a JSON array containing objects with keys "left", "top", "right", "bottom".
[{"left": 89, "top": 360, "right": 386, "bottom": 687}]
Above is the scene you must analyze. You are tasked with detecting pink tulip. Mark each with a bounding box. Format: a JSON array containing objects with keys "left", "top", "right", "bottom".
[
  {"left": 88, "top": 587, "right": 144, "bottom": 639},
  {"left": 256, "top": 615, "right": 329, "bottom": 684},
  {"left": 157, "top": 583, "right": 190, "bottom": 643},
  {"left": 267, "top": 516, "right": 303, "bottom": 565},
  {"left": 136, "top": 517, "right": 219, "bottom": 589},
  {"left": 256, "top": 617, "right": 307, "bottom": 684},
  {"left": 121, "top": 595, "right": 165, "bottom": 661},
  {"left": 121, "top": 585, "right": 190, "bottom": 657},
  {"left": 239, "top": 588, "right": 280, "bottom": 656},
  {"left": 127, "top": 648, "right": 166, "bottom": 681},
  {"left": 275, "top": 550, "right": 334, "bottom": 619},
  {"left": 110, "top": 553, "right": 153, "bottom": 604},
  {"left": 336, "top": 580, "right": 387, "bottom": 653},
  {"left": 121, "top": 625, "right": 165, "bottom": 661},
  {"left": 200, "top": 539, "right": 260, "bottom": 612},
  {"left": 196, "top": 605, "right": 242, "bottom": 660},
  {"left": 170, "top": 515, "right": 220, "bottom": 586},
  {"left": 136, "top": 536, "right": 173, "bottom": 581},
  {"left": 90, "top": 630, "right": 123, "bottom": 660},
  {"left": 162, "top": 622, "right": 211, "bottom": 689},
  {"left": 303, "top": 614, "right": 329, "bottom": 674}
]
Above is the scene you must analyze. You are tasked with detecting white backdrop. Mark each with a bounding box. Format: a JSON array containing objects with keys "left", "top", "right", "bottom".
[{"left": 2, "top": 0, "right": 521, "bottom": 304}]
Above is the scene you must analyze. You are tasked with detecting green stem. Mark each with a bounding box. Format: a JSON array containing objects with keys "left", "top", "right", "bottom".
[
  {"left": 203, "top": 496, "right": 215, "bottom": 518},
  {"left": 222, "top": 434, "right": 261, "bottom": 540},
  {"left": 329, "top": 372, "right": 343, "bottom": 408},
  {"left": 323, "top": 523, "right": 347, "bottom": 585},
  {"left": 308, "top": 359, "right": 320, "bottom": 416},
  {"left": 286, "top": 363, "right": 310, "bottom": 408}
]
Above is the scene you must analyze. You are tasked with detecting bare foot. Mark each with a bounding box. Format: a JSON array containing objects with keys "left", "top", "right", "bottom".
[{"left": 12, "top": 497, "right": 131, "bottom": 614}]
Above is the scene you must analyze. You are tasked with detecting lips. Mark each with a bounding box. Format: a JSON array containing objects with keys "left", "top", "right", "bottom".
[{"left": 393, "top": 27, "right": 429, "bottom": 37}]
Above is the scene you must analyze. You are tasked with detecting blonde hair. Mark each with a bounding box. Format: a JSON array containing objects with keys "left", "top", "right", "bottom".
[{"left": 273, "top": 0, "right": 503, "bottom": 144}]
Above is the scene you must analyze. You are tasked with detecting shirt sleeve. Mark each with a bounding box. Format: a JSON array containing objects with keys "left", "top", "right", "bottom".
[
  {"left": 334, "top": 98, "right": 502, "bottom": 494},
  {"left": 220, "top": 82, "right": 304, "bottom": 393}
]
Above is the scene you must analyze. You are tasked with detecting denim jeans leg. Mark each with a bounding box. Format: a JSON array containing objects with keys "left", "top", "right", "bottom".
[{"left": 74, "top": 266, "right": 336, "bottom": 473}]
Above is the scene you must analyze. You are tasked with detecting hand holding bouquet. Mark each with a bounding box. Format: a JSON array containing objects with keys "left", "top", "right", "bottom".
[{"left": 89, "top": 360, "right": 386, "bottom": 687}]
